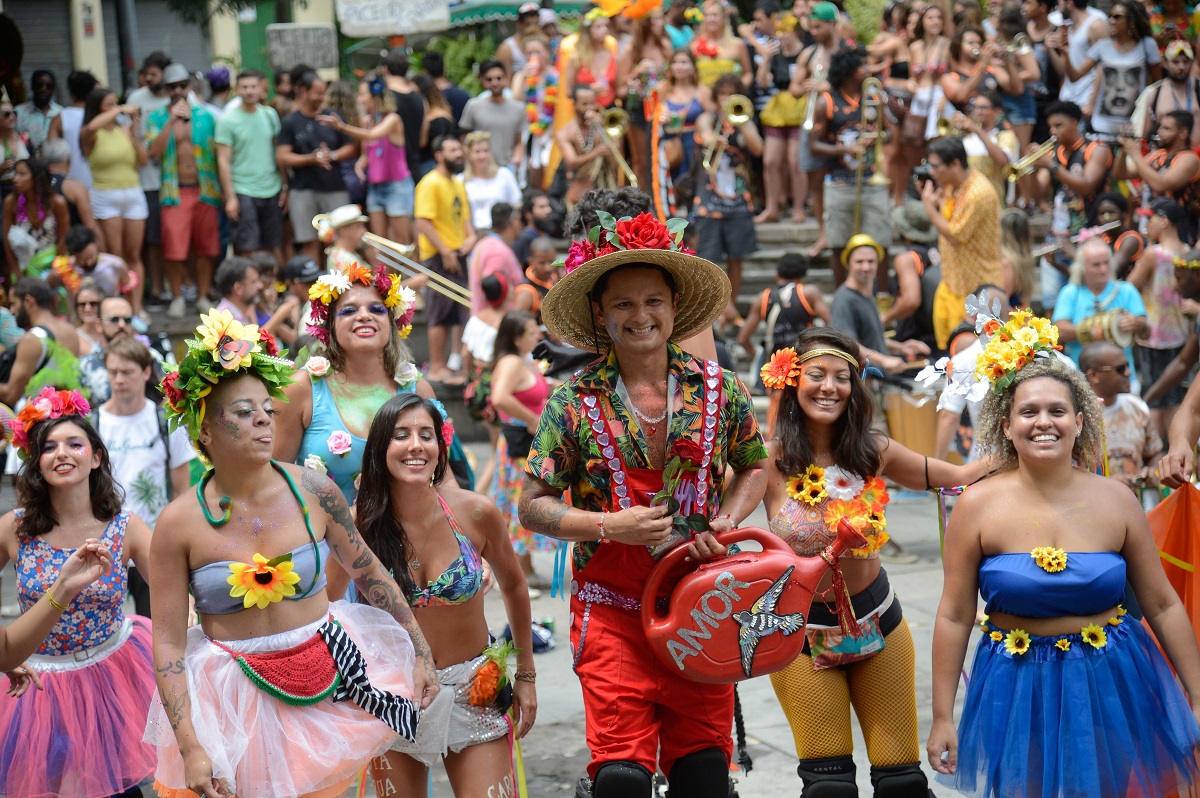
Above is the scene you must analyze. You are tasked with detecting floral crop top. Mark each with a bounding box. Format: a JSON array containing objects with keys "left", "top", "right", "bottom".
[
  {"left": 768, "top": 466, "right": 890, "bottom": 559},
  {"left": 17, "top": 511, "right": 131, "bottom": 656}
]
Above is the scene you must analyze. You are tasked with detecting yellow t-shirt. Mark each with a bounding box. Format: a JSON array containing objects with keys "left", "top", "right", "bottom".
[
  {"left": 415, "top": 170, "right": 469, "bottom": 262},
  {"left": 89, "top": 127, "right": 140, "bottom": 190}
]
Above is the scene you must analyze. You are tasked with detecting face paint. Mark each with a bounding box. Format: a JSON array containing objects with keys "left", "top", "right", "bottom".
[{"left": 216, "top": 405, "right": 241, "bottom": 439}]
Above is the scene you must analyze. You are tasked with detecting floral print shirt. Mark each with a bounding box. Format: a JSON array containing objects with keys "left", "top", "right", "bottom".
[
  {"left": 526, "top": 343, "right": 768, "bottom": 571},
  {"left": 17, "top": 512, "right": 130, "bottom": 655},
  {"left": 145, "top": 102, "right": 221, "bottom": 208}
]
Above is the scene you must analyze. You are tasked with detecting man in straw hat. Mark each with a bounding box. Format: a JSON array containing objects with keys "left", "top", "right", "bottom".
[{"left": 518, "top": 207, "right": 767, "bottom": 798}]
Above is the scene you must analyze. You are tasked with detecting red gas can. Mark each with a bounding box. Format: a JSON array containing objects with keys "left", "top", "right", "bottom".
[{"left": 641, "top": 521, "right": 867, "bottom": 683}]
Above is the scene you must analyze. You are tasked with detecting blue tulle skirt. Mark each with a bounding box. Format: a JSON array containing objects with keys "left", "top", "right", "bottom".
[{"left": 940, "top": 619, "right": 1200, "bottom": 797}]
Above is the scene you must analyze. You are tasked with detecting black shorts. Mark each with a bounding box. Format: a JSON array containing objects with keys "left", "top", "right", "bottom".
[
  {"left": 144, "top": 190, "right": 162, "bottom": 244},
  {"left": 1136, "top": 343, "right": 1186, "bottom": 409},
  {"left": 231, "top": 194, "right": 285, "bottom": 252},
  {"left": 424, "top": 253, "right": 469, "bottom": 328},
  {"left": 694, "top": 213, "right": 758, "bottom": 263}
]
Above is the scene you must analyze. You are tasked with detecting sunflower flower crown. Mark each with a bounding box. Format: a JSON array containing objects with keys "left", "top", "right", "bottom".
[
  {"left": 160, "top": 309, "right": 296, "bottom": 441},
  {"left": 560, "top": 211, "right": 694, "bottom": 275},
  {"left": 306, "top": 263, "right": 417, "bottom": 345},
  {"left": 1172, "top": 256, "right": 1200, "bottom": 270},
  {"left": 916, "top": 293, "right": 1062, "bottom": 408},
  {"left": 7, "top": 388, "right": 91, "bottom": 460}
]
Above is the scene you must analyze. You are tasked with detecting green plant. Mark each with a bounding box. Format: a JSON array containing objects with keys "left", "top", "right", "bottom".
[
  {"left": 847, "top": 0, "right": 887, "bottom": 43},
  {"left": 422, "top": 33, "right": 499, "bottom": 95}
]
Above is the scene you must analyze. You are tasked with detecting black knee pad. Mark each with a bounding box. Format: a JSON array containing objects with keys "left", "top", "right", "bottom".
[
  {"left": 593, "top": 761, "right": 653, "bottom": 798},
  {"left": 869, "top": 763, "right": 931, "bottom": 797},
  {"left": 797, "top": 755, "right": 858, "bottom": 797},
  {"left": 666, "top": 747, "right": 730, "bottom": 798}
]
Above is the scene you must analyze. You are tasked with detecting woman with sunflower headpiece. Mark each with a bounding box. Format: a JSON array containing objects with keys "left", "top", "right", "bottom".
[
  {"left": 146, "top": 309, "right": 438, "bottom": 798},
  {"left": 928, "top": 308, "right": 1200, "bottom": 797},
  {"left": 759, "top": 326, "right": 990, "bottom": 795},
  {"left": 0, "top": 387, "right": 157, "bottom": 797}
]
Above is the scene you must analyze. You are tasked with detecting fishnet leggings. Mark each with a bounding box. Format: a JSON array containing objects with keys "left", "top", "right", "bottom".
[{"left": 768, "top": 618, "right": 921, "bottom": 767}]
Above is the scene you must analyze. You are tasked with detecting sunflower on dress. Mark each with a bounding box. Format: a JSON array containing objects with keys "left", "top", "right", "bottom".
[{"left": 227, "top": 554, "right": 303, "bottom": 609}]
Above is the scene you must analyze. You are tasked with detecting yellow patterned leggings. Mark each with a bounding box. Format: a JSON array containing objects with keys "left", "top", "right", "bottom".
[{"left": 768, "top": 618, "right": 921, "bottom": 767}]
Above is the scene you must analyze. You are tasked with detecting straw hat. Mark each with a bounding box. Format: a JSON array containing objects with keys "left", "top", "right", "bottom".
[
  {"left": 890, "top": 202, "right": 939, "bottom": 244},
  {"left": 541, "top": 213, "right": 730, "bottom": 352}
]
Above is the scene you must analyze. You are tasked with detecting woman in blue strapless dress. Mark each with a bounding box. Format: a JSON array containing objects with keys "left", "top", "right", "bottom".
[{"left": 929, "top": 347, "right": 1200, "bottom": 797}]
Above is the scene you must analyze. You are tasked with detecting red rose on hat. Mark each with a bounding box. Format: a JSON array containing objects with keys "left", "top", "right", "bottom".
[
  {"left": 162, "top": 371, "right": 186, "bottom": 410},
  {"left": 258, "top": 329, "right": 279, "bottom": 357},
  {"left": 617, "top": 213, "right": 672, "bottom": 250}
]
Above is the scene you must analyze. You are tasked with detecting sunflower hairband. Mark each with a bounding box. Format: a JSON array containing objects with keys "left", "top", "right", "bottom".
[{"left": 1172, "top": 257, "right": 1200, "bottom": 270}]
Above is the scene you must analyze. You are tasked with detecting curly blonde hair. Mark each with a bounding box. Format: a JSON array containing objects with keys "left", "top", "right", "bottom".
[{"left": 975, "top": 357, "right": 1104, "bottom": 472}]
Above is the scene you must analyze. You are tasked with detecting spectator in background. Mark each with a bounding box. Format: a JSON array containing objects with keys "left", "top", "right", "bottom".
[
  {"left": 320, "top": 70, "right": 414, "bottom": 249},
  {"left": 422, "top": 50, "right": 470, "bottom": 123},
  {"left": 511, "top": 34, "right": 559, "bottom": 190},
  {"left": 0, "top": 278, "right": 84, "bottom": 406},
  {"left": 1082, "top": 340, "right": 1164, "bottom": 493},
  {"left": 2, "top": 159, "right": 68, "bottom": 272},
  {"left": 737, "top": 252, "right": 830, "bottom": 369},
  {"left": 384, "top": 49, "right": 426, "bottom": 180},
  {"left": 49, "top": 70, "right": 99, "bottom": 190},
  {"left": 77, "top": 294, "right": 143, "bottom": 404},
  {"left": 415, "top": 135, "right": 476, "bottom": 384},
  {"left": 269, "top": 69, "right": 293, "bottom": 118},
  {"left": 665, "top": 0, "right": 697, "bottom": 49},
  {"left": 94, "top": 336, "right": 195, "bottom": 617},
  {"left": 0, "top": 96, "right": 30, "bottom": 204},
  {"left": 263, "top": 253, "right": 321, "bottom": 349},
  {"left": 212, "top": 256, "right": 265, "bottom": 325},
  {"left": 277, "top": 69, "right": 356, "bottom": 263},
  {"left": 217, "top": 69, "right": 287, "bottom": 271},
  {"left": 498, "top": 2, "right": 542, "bottom": 76},
  {"left": 205, "top": 66, "right": 232, "bottom": 112},
  {"left": 146, "top": 63, "right": 221, "bottom": 320},
  {"left": 324, "top": 79, "right": 368, "bottom": 208},
  {"left": 124, "top": 51, "right": 172, "bottom": 313},
  {"left": 512, "top": 236, "right": 560, "bottom": 324},
  {"left": 415, "top": 75, "right": 458, "bottom": 177},
  {"left": 471, "top": 202, "right": 526, "bottom": 318},
  {"left": 43, "top": 138, "right": 100, "bottom": 240},
  {"left": 512, "top": 189, "right": 557, "bottom": 267},
  {"left": 15, "top": 69, "right": 61, "bottom": 156},
  {"left": 461, "top": 60, "right": 527, "bottom": 172},
  {"left": 61, "top": 225, "right": 129, "bottom": 299},
  {"left": 81, "top": 88, "right": 148, "bottom": 319},
  {"left": 464, "top": 131, "right": 522, "bottom": 232},
  {"left": 72, "top": 280, "right": 103, "bottom": 355}
]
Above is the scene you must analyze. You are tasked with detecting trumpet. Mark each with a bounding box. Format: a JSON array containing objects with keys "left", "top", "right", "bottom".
[
  {"left": 936, "top": 115, "right": 968, "bottom": 137},
  {"left": 853, "top": 77, "right": 890, "bottom": 234},
  {"left": 592, "top": 107, "right": 638, "bottom": 188},
  {"left": 1004, "top": 136, "right": 1058, "bottom": 183},
  {"left": 702, "top": 94, "right": 754, "bottom": 175},
  {"left": 1031, "top": 220, "right": 1121, "bottom": 258},
  {"left": 801, "top": 63, "right": 825, "bottom": 133},
  {"left": 1006, "top": 33, "right": 1032, "bottom": 56}
]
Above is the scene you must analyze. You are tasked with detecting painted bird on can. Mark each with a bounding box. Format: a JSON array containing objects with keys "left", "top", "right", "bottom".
[{"left": 734, "top": 565, "right": 806, "bottom": 677}]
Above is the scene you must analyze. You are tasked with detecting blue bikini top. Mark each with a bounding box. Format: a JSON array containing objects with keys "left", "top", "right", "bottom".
[
  {"left": 406, "top": 496, "right": 483, "bottom": 609},
  {"left": 190, "top": 539, "right": 330, "bottom": 615},
  {"left": 979, "top": 551, "right": 1125, "bottom": 618}
]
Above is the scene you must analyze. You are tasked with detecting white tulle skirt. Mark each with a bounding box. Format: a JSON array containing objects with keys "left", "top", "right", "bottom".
[{"left": 145, "top": 601, "right": 416, "bottom": 798}]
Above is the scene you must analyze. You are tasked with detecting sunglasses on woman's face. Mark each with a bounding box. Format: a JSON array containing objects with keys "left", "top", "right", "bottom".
[
  {"left": 76, "top": 300, "right": 100, "bottom": 309},
  {"left": 0, "top": 111, "right": 13, "bottom": 119}
]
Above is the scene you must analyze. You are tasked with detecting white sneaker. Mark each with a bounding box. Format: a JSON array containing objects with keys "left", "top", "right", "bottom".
[
  {"left": 197, "top": 297, "right": 216, "bottom": 314},
  {"left": 447, "top": 352, "right": 463, "bottom": 372},
  {"left": 167, "top": 297, "right": 186, "bottom": 319}
]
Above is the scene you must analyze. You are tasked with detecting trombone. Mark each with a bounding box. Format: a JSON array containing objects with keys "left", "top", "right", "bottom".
[
  {"left": 1031, "top": 221, "right": 1120, "bottom": 258},
  {"left": 363, "top": 233, "right": 472, "bottom": 308},
  {"left": 936, "top": 114, "right": 968, "bottom": 137},
  {"left": 702, "top": 94, "right": 754, "bottom": 175},
  {"left": 852, "top": 77, "right": 890, "bottom": 234},
  {"left": 1006, "top": 33, "right": 1033, "bottom": 56},
  {"left": 592, "top": 107, "right": 638, "bottom": 188},
  {"left": 1005, "top": 136, "right": 1058, "bottom": 183},
  {"left": 801, "top": 62, "right": 825, "bottom": 133}
]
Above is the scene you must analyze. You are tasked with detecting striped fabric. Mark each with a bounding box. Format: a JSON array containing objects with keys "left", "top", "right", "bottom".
[{"left": 319, "top": 617, "right": 421, "bottom": 741}]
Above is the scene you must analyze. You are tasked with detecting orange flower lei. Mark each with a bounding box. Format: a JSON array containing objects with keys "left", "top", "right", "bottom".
[{"left": 52, "top": 256, "right": 81, "bottom": 292}]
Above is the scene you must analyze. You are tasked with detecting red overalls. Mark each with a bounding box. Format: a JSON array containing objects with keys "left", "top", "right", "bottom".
[{"left": 569, "top": 359, "right": 734, "bottom": 779}]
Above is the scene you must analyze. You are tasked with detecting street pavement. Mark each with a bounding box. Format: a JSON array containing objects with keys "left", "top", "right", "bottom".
[{"left": 0, "top": 442, "right": 969, "bottom": 797}]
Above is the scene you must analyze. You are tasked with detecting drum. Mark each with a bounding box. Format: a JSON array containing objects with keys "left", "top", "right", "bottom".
[
  {"left": 1076, "top": 309, "right": 1134, "bottom": 348},
  {"left": 641, "top": 521, "right": 867, "bottom": 684}
]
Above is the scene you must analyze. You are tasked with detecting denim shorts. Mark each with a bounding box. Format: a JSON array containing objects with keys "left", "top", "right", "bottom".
[
  {"left": 367, "top": 178, "right": 415, "bottom": 217},
  {"left": 1002, "top": 90, "right": 1037, "bottom": 126}
]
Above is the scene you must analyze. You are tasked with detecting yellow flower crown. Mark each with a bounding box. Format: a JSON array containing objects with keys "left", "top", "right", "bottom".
[
  {"left": 1172, "top": 256, "right": 1200, "bottom": 270},
  {"left": 973, "top": 309, "right": 1061, "bottom": 393}
]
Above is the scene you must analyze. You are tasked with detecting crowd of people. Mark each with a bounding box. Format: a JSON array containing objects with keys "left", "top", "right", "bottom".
[{"left": 5, "top": 0, "right": 1200, "bottom": 795}]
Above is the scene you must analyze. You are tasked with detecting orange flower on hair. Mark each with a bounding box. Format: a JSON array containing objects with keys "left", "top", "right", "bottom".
[
  {"left": 761, "top": 347, "right": 802, "bottom": 390},
  {"left": 343, "top": 262, "right": 373, "bottom": 286}
]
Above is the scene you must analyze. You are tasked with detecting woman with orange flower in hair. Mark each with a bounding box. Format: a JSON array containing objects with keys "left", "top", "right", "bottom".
[
  {"left": 759, "top": 326, "right": 990, "bottom": 795},
  {"left": 354, "top": 392, "right": 536, "bottom": 798}
]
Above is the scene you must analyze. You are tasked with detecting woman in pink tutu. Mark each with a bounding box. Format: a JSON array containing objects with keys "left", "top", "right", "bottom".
[
  {"left": 0, "top": 387, "right": 157, "bottom": 797},
  {"left": 145, "top": 310, "right": 438, "bottom": 798}
]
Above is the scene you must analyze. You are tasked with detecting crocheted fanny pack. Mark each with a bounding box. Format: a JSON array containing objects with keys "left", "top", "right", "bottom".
[{"left": 211, "top": 629, "right": 340, "bottom": 707}]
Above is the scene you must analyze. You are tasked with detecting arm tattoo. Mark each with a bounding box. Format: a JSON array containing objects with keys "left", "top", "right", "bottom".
[
  {"left": 155, "top": 656, "right": 188, "bottom": 730},
  {"left": 303, "top": 468, "right": 375, "bottom": 573},
  {"left": 518, "top": 476, "right": 570, "bottom": 536},
  {"left": 156, "top": 657, "right": 185, "bottom": 678}
]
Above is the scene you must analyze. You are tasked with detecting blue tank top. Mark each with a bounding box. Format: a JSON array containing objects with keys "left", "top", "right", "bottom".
[
  {"left": 190, "top": 539, "right": 330, "bottom": 615},
  {"left": 296, "top": 377, "right": 418, "bottom": 503},
  {"left": 979, "top": 551, "right": 1125, "bottom": 618}
]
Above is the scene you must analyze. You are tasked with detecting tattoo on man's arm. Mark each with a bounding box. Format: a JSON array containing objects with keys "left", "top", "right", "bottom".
[{"left": 518, "top": 477, "right": 570, "bottom": 535}]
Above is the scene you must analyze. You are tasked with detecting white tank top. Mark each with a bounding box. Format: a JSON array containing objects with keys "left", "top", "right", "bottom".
[
  {"left": 61, "top": 107, "right": 93, "bottom": 188},
  {"left": 503, "top": 35, "right": 529, "bottom": 74},
  {"left": 1059, "top": 8, "right": 1107, "bottom": 107}
]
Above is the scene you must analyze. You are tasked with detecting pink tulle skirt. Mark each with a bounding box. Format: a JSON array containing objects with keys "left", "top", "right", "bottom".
[
  {"left": 145, "top": 601, "right": 417, "bottom": 798},
  {"left": 0, "top": 616, "right": 157, "bottom": 797}
]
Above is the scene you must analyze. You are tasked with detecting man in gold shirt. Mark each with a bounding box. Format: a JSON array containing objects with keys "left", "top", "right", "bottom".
[
  {"left": 921, "top": 136, "right": 1002, "bottom": 349},
  {"left": 415, "top": 135, "right": 477, "bottom": 384}
]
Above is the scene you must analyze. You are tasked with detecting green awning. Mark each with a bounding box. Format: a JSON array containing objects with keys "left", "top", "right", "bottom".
[{"left": 449, "top": 1, "right": 586, "bottom": 27}]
